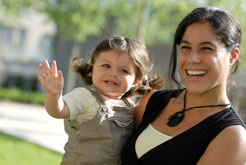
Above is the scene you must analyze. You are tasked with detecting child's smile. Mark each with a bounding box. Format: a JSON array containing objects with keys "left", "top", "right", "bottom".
[{"left": 92, "top": 50, "right": 139, "bottom": 99}]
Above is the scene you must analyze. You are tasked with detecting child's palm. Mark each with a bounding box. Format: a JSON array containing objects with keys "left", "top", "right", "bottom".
[
  {"left": 36, "top": 60, "right": 64, "bottom": 96},
  {"left": 42, "top": 71, "right": 63, "bottom": 95}
]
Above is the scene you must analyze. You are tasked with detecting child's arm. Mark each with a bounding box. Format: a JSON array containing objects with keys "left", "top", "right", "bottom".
[{"left": 36, "top": 60, "right": 70, "bottom": 119}]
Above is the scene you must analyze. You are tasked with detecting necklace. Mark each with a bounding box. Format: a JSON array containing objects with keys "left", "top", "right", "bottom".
[{"left": 167, "top": 89, "right": 231, "bottom": 127}]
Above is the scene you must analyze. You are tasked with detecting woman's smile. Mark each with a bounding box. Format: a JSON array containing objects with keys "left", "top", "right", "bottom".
[{"left": 186, "top": 69, "right": 207, "bottom": 80}]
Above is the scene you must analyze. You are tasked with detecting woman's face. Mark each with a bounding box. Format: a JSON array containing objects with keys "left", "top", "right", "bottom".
[{"left": 177, "top": 22, "right": 233, "bottom": 94}]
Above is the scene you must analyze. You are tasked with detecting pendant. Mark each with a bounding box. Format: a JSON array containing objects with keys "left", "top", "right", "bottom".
[{"left": 167, "top": 111, "right": 185, "bottom": 127}]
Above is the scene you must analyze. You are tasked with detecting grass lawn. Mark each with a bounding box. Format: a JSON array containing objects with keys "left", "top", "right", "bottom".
[{"left": 0, "top": 132, "right": 62, "bottom": 165}]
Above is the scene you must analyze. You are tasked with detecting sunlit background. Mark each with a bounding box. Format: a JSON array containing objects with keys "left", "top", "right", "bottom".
[{"left": 0, "top": 0, "right": 245, "bottom": 164}]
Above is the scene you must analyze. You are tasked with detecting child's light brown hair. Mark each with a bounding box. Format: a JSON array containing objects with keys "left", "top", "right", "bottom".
[{"left": 71, "top": 36, "right": 164, "bottom": 97}]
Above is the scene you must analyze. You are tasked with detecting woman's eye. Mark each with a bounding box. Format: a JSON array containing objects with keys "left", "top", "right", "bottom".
[
  {"left": 179, "top": 46, "right": 191, "bottom": 54},
  {"left": 180, "top": 46, "right": 190, "bottom": 50},
  {"left": 102, "top": 64, "right": 110, "bottom": 68},
  {"left": 202, "top": 47, "right": 213, "bottom": 51},
  {"left": 179, "top": 45, "right": 191, "bottom": 52}
]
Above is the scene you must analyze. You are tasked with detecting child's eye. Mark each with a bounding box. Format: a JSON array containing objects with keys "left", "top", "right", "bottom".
[
  {"left": 102, "top": 64, "right": 110, "bottom": 68},
  {"left": 120, "top": 68, "right": 129, "bottom": 74}
]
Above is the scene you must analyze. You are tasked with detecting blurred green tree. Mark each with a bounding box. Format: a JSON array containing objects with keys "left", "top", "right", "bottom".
[
  {"left": 0, "top": 0, "right": 245, "bottom": 91},
  {"left": 1, "top": 0, "right": 244, "bottom": 46}
]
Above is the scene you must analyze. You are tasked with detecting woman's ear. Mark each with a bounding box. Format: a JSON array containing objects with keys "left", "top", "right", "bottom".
[{"left": 230, "top": 48, "right": 239, "bottom": 65}]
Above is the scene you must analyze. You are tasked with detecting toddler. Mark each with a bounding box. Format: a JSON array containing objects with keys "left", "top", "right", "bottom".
[{"left": 36, "top": 36, "right": 164, "bottom": 164}]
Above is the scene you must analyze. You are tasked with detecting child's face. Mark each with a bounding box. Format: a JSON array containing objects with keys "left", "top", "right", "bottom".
[{"left": 92, "top": 50, "right": 139, "bottom": 99}]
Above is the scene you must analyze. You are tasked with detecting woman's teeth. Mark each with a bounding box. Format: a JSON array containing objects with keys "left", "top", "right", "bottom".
[{"left": 187, "top": 70, "right": 206, "bottom": 76}]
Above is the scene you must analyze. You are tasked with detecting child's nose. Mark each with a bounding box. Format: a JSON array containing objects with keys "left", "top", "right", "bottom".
[{"left": 109, "top": 68, "right": 118, "bottom": 77}]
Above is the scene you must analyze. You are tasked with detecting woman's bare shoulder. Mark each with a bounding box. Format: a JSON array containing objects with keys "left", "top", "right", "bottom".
[
  {"left": 198, "top": 125, "right": 246, "bottom": 165},
  {"left": 134, "top": 90, "right": 156, "bottom": 129}
]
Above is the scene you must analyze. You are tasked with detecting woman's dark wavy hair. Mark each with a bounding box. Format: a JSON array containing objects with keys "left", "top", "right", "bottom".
[
  {"left": 71, "top": 36, "right": 164, "bottom": 98},
  {"left": 169, "top": 7, "right": 242, "bottom": 86}
]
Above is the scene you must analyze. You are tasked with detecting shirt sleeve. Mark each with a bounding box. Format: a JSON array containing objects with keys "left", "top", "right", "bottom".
[{"left": 63, "top": 87, "right": 97, "bottom": 120}]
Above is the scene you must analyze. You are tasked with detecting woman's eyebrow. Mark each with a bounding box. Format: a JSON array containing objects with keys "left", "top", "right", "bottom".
[
  {"left": 180, "top": 40, "right": 216, "bottom": 47},
  {"left": 180, "top": 40, "right": 190, "bottom": 44},
  {"left": 199, "top": 41, "right": 216, "bottom": 47}
]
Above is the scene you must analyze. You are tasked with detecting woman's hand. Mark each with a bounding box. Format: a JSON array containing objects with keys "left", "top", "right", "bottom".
[{"left": 36, "top": 60, "right": 64, "bottom": 96}]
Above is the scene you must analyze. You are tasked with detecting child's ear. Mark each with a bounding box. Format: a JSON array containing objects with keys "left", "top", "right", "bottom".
[{"left": 230, "top": 48, "right": 239, "bottom": 65}]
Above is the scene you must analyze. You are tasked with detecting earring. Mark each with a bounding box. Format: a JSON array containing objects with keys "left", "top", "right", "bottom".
[
  {"left": 231, "top": 53, "right": 237, "bottom": 59},
  {"left": 230, "top": 53, "right": 237, "bottom": 63}
]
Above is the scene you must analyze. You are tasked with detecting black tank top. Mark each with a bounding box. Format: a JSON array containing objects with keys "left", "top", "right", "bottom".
[{"left": 121, "top": 89, "right": 245, "bottom": 165}]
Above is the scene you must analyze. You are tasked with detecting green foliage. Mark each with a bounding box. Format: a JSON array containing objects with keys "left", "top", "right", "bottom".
[
  {"left": 0, "top": 0, "right": 245, "bottom": 64},
  {"left": 111, "top": 0, "right": 200, "bottom": 44},
  {"left": 0, "top": 132, "right": 62, "bottom": 165},
  {"left": 0, "top": 0, "right": 41, "bottom": 16},
  {"left": 0, "top": 87, "right": 45, "bottom": 105},
  {"left": 42, "top": 0, "right": 109, "bottom": 42}
]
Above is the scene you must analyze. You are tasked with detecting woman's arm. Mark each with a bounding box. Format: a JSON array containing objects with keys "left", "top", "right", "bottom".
[
  {"left": 134, "top": 90, "right": 155, "bottom": 129},
  {"left": 197, "top": 125, "right": 246, "bottom": 165}
]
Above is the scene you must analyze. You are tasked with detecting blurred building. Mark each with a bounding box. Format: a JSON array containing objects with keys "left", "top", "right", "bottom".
[{"left": 0, "top": 9, "right": 56, "bottom": 91}]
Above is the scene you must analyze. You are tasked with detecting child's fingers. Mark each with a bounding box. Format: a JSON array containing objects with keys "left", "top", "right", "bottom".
[
  {"left": 57, "top": 70, "right": 63, "bottom": 81},
  {"left": 38, "top": 63, "right": 44, "bottom": 71},
  {"left": 44, "top": 60, "right": 52, "bottom": 74},
  {"left": 51, "top": 60, "right": 58, "bottom": 76},
  {"left": 38, "top": 64, "right": 47, "bottom": 78},
  {"left": 36, "top": 73, "right": 45, "bottom": 85}
]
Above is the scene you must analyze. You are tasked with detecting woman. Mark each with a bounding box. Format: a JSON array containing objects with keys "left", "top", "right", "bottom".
[{"left": 121, "top": 7, "right": 246, "bottom": 165}]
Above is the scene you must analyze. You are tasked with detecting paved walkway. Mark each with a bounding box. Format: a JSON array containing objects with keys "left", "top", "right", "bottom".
[{"left": 0, "top": 101, "right": 68, "bottom": 153}]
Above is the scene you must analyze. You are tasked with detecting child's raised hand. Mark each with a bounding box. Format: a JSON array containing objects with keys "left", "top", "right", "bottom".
[{"left": 36, "top": 60, "right": 64, "bottom": 96}]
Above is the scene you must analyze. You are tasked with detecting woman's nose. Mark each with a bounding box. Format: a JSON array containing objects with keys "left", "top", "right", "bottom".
[{"left": 187, "top": 51, "right": 201, "bottom": 63}]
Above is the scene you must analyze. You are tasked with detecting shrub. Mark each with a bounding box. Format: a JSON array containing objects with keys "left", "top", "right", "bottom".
[{"left": 0, "top": 87, "right": 45, "bottom": 105}]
